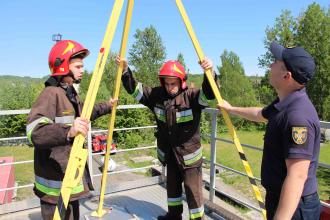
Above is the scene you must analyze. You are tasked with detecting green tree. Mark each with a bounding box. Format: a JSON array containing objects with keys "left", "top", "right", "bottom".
[
  {"left": 258, "top": 4, "right": 330, "bottom": 120},
  {"left": 256, "top": 72, "right": 276, "bottom": 105},
  {"left": 217, "top": 50, "right": 259, "bottom": 130},
  {"left": 296, "top": 3, "right": 330, "bottom": 120},
  {"left": 78, "top": 70, "right": 92, "bottom": 101},
  {"left": 128, "top": 25, "right": 166, "bottom": 87},
  {"left": 218, "top": 50, "right": 258, "bottom": 107},
  {"left": 258, "top": 10, "right": 297, "bottom": 69},
  {"left": 176, "top": 52, "right": 187, "bottom": 71},
  {"left": 78, "top": 51, "right": 156, "bottom": 148},
  {"left": 0, "top": 76, "right": 44, "bottom": 137},
  {"left": 257, "top": 10, "right": 297, "bottom": 105}
]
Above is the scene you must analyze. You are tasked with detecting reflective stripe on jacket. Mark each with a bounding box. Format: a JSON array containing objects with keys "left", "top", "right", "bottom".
[
  {"left": 122, "top": 68, "right": 216, "bottom": 168},
  {"left": 35, "top": 175, "right": 84, "bottom": 196},
  {"left": 27, "top": 85, "right": 111, "bottom": 204}
]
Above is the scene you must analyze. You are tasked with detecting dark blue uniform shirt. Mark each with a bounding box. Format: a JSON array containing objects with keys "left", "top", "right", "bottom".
[{"left": 261, "top": 88, "right": 320, "bottom": 196}]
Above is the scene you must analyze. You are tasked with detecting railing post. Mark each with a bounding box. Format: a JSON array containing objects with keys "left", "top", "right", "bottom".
[
  {"left": 209, "top": 109, "right": 217, "bottom": 202},
  {"left": 87, "top": 123, "right": 94, "bottom": 185}
]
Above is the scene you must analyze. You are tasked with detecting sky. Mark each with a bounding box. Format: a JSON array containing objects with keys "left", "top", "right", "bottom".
[{"left": 0, "top": 0, "right": 329, "bottom": 78}]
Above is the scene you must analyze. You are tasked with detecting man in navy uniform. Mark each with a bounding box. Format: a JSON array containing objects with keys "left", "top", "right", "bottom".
[{"left": 217, "top": 42, "right": 321, "bottom": 220}]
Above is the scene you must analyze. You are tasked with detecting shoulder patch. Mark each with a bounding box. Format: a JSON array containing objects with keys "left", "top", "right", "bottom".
[{"left": 292, "top": 127, "right": 308, "bottom": 145}]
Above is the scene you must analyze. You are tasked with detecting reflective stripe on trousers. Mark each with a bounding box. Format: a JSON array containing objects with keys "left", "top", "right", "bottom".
[
  {"left": 183, "top": 147, "right": 203, "bottom": 165},
  {"left": 190, "top": 206, "right": 204, "bottom": 219},
  {"left": 168, "top": 196, "right": 183, "bottom": 206}
]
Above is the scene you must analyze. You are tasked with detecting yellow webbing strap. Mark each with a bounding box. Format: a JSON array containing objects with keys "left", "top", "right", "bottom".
[
  {"left": 53, "top": 0, "right": 125, "bottom": 219},
  {"left": 175, "top": 0, "right": 266, "bottom": 218},
  {"left": 91, "top": 0, "right": 134, "bottom": 217}
]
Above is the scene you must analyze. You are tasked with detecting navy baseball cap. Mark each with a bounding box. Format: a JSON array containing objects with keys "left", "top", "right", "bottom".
[{"left": 270, "top": 41, "right": 316, "bottom": 84}]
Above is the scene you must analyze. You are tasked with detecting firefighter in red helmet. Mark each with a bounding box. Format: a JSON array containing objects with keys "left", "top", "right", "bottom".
[
  {"left": 158, "top": 60, "right": 188, "bottom": 90},
  {"left": 27, "top": 40, "right": 116, "bottom": 220},
  {"left": 48, "top": 40, "right": 89, "bottom": 77},
  {"left": 116, "top": 56, "right": 217, "bottom": 220}
]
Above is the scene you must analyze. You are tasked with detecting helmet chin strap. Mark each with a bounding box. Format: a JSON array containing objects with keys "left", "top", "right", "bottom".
[
  {"left": 166, "top": 88, "right": 182, "bottom": 97},
  {"left": 168, "top": 92, "right": 177, "bottom": 97},
  {"left": 67, "top": 71, "right": 81, "bottom": 84}
]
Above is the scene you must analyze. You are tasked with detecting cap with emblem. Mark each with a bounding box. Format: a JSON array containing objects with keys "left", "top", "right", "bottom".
[{"left": 270, "top": 41, "right": 316, "bottom": 85}]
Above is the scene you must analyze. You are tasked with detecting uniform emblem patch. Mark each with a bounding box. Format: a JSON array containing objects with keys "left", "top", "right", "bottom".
[{"left": 292, "top": 127, "right": 307, "bottom": 145}]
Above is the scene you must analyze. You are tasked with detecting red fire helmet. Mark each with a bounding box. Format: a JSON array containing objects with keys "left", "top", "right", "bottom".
[
  {"left": 158, "top": 60, "right": 187, "bottom": 89},
  {"left": 48, "top": 40, "right": 89, "bottom": 76}
]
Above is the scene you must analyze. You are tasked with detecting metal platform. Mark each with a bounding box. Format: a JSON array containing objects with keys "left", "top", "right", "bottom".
[{"left": 0, "top": 184, "right": 225, "bottom": 220}]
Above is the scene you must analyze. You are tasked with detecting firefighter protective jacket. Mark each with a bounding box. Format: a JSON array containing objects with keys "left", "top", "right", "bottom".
[
  {"left": 122, "top": 68, "right": 216, "bottom": 169},
  {"left": 27, "top": 83, "right": 111, "bottom": 204}
]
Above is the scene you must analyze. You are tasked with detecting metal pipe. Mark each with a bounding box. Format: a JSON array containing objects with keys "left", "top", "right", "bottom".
[
  {"left": 92, "top": 165, "right": 156, "bottom": 177},
  {"left": 92, "top": 145, "right": 156, "bottom": 156},
  {"left": 209, "top": 110, "right": 217, "bottom": 202}
]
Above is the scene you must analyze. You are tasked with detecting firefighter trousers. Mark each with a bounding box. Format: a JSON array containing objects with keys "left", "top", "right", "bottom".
[
  {"left": 166, "top": 159, "right": 204, "bottom": 220},
  {"left": 40, "top": 199, "right": 80, "bottom": 220}
]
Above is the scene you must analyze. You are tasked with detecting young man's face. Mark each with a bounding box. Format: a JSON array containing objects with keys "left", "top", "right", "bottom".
[
  {"left": 269, "top": 60, "right": 288, "bottom": 89},
  {"left": 164, "top": 77, "right": 181, "bottom": 95},
  {"left": 68, "top": 58, "right": 84, "bottom": 83}
]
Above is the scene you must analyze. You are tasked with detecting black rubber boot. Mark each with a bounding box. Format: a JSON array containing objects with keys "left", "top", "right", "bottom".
[{"left": 157, "top": 213, "right": 182, "bottom": 220}]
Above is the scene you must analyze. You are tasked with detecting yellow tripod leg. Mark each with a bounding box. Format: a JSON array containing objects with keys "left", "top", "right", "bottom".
[
  {"left": 91, "top": 0, "right": 134, "bottom": 217},
  {"left": 53, "top": 0, "right": 125, "bottom": 219},
  {"left": 175, "top": 0, "right": 267, "bottom": 219}
]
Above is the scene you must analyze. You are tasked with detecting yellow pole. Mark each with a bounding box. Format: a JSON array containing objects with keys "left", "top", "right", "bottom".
[
  {"left": 91, "top": 0, "right": 134, "bottom": 217},
  {"left": 175, "top": 0, "right": 267, "bottom": 219},
  {"left": 53, "top": 0, "right": 125, "bottom": 219}
]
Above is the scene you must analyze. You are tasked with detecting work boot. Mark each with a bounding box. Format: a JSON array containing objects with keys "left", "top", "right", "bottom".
[{"left": 157, "top": 213, "right": 182, "bottom": 220}]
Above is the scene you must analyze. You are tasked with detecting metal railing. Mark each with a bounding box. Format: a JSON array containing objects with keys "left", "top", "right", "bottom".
[
  {"left": 0, "top": 105, "right": 329, "bottom": 214},
  {"left": 204, "top": 108, "right": 330, "bottom": 210},
  {"left": 0, "top": 105, "right": 159, "bottom": 195}
]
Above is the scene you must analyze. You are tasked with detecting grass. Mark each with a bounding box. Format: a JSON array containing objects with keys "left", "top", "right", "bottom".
[
  {"left": 120, "top": 148, "right": 157, "bottom": 176},
  {"left": 1, "top": 133, "right": 329, "bottom": 202},
  {"left": 0, "top": 144, "right": 158, "bottom": 200},
  {"left": 319, "top": 142, "right": 330, "bottom": 164},
  {"left": 0, "top": 145, "right": 34, "bottom": 201},
  {"left": 203, "top": 130, "right": 265, "bottom": 202},
  {"left": 203, "top": 130, "right": 330, "bottom": 201}
]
